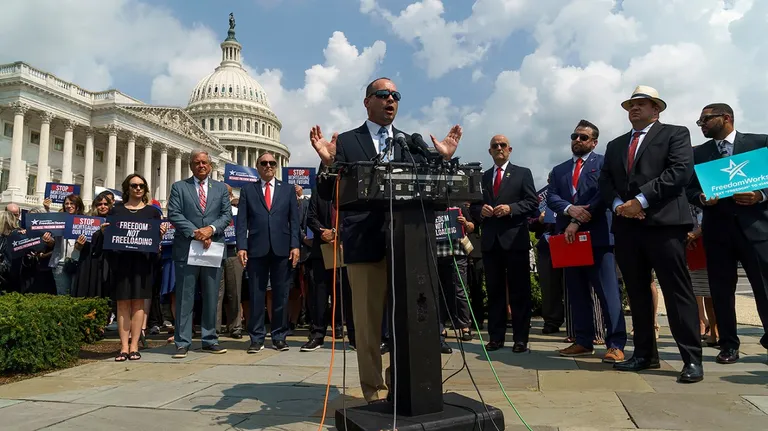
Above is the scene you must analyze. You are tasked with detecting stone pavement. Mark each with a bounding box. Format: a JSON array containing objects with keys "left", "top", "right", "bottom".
[{"left": 1, "top": 317, "right": 767, "bottom": 431}]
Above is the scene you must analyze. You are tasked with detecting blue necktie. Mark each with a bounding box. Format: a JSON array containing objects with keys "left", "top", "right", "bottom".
[
  {"left": 717, "top": 140, "right": 730, "bottom": 157},
  {"left": 378, "top": 126, "right": 390, "bottom": 162}
]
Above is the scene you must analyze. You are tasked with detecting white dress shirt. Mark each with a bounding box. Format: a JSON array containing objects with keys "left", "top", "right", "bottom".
[
  {"left": 193, "top": 176, "right": 216, "bottom": 233},
  {"left": 612, "top": 122, "right": 654, "bottom": 212},
  {"left": 366, "top": 119, "right": 394, "bottom": 156},
  {"left": 563, "top": 152, "right": 592, "bottom": 215},
  {"left": 261, "top": 177, "right": 276, "bottom": 206}
]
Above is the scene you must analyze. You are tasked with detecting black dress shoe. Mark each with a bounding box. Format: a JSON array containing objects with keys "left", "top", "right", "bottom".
[
  {"left": 202, "top": 344, "right": 227, "bottom": 354},
  {"left": 273, "top": 340, "right": 289, "bottom": 351},
  {"left": 230, "top": 330, "right": 243, "bottom": 339},
  {"left": 300, "top": 338, "right": 324, "bottom": 352},
  {"left": 678, "top": 363, "right": 704, "bottom": 383},
  {"left": 716, "top": 348, "right": 740, "bottom": 364},
  {"left": 613, "top": 356, "right": 660, "bottom": 372},
  {"left": 380, "top": 342, "right": 390, "bottom": 354},
  {"left": 485, "top": 341, "right": 504, "bottom": 351},
  {"left": 512, "top": 342, "right": 528, "bottom": 353},
  {"left": 440, "top": 341, "right": 453, "bottom": 354},
  {"left": 541, "top": 326, "right": 560, "bottom": 335}
]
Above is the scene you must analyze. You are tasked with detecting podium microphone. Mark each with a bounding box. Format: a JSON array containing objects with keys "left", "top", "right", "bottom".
[
  {"left": 374, "top": 136, "right": 394, "bottom": 163},
  {"left": 408, "top": 133, "right": 433, "bottom": 159},
  {"left": 394, "top": 132, "right": 408, "bottom": 152}
]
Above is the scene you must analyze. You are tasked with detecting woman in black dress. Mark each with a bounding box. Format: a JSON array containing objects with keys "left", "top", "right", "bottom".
[
  {"left": 107, "top": 174, "right": 167, "bottom": 361},
  {"left": 73, "top": 192, "right": 113, "bottom": 298}
]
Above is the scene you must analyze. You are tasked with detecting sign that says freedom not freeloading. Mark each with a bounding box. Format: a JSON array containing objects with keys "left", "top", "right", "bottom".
[{"left": 695, "top": 147, "right": 768, "bottom": 200}]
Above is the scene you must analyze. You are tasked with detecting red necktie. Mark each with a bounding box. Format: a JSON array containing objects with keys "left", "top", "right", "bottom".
[
  {"left": 572, "top": 158, "right": 583, "bottom": 199},
  {"left": 264, "top": 182, "right": 272, "bottom": 210},
  {"left": 493, "top": 167, "right": 502, "bottom": 196},
  {"left": 627, "top": 131, "right": 643, "bottom": 171},
  {"left": 198, "top": 181, "right": 206, "bottom": 212}
]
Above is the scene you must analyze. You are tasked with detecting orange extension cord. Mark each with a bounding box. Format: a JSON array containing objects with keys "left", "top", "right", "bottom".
[{"left": 317, "top": 173, "right": 342, "bottom": 430}]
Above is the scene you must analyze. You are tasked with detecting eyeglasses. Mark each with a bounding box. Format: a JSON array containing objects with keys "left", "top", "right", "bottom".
[
  {"left": 491, "top": 142, "right": 508, "bottom": 149},
  {"left": 696, "top": 114, "right": 725, "bottom": 126},
  {"left": 570, "top": 133, "right": 592, "bottom": 142},
  {"left": 260, "top": 160, "right": 277, "bottom": 167},
  {"left": 367, "top": 89, "right": 401, "bottom": 101},
  {"left": 129, "top": 183, "right": 145, "bottom": 189}
]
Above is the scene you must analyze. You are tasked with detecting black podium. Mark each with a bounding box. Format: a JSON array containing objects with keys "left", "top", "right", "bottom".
[{"left": 332, "top": 163, "right": 504, "bottom": 431}]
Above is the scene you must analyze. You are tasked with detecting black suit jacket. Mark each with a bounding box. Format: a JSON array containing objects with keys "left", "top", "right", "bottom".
[
  {"left": 598, "top": 121, "right": 694, "bottom": 230},
  {"left": 687, "top": 132, "right": 768, "bottom": 241},
  {"left": 317, "top": 123, "right": 425, "bottom": 264},
  {"left": 479, "top": 163, "right": 538, "bottom": 252},
  {"left": 307, "top": 186, "right": 333, "bottom": 260}
]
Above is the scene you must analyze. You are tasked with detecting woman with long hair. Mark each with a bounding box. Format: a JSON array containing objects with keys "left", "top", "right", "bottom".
[
  {"left": 106, "top": 174, "right": 166, "bottom": 362},
  {"left": 72, "top": 192, "right": 113, "bottom": 298},
  {"left": 42, "top": 194, "right": 85, "bottom": 295}
]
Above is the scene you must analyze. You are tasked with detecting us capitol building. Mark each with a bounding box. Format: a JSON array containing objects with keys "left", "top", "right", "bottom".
[{"left": 0, "top": 14, "right": 289, "bottom": 209}]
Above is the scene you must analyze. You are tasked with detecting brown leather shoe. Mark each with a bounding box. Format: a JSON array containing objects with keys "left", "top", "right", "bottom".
[
  {"left": 558, "top": 343, "right": 594, "bottom": 357},
  {"left": 603, "top": 347, "right": 625, "bottom": 363}
]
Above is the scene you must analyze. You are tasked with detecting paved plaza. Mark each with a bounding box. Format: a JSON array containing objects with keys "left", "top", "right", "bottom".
[{"left": 1, "top": 312, "right": 767, "bottom": 431}]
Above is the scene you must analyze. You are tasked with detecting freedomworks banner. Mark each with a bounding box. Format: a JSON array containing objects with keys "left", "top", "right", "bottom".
[
  {"left": 695, "top": 147, "right": 768, "bottom": 199},
  {"left": 282, "top": 167, "right": 316, "bottom": 189}
]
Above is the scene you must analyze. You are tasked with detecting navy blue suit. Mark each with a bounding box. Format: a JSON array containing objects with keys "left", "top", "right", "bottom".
[
  {"left": 547, "top": 153, "right": 626, "bottom": 350},
  {"left": 236, "top": 178, "right": 300, "bottom": 343}
]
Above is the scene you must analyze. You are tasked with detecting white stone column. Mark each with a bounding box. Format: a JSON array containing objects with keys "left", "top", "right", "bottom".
[
  {"left": 186, "top": 155, "right": 193, "bottom": 178},
  {"left": 158, "top": 143, "right": 168, "bottom": 206},
  {"left": 83, "top": 128, "right": 95, "bottom": 204},
  {"left": 105, "top": 125, "right": 119, "bottom": 188},
  {"left": 142, "top": 139, "right": 153, "bottom": 191},
  {"left": 61, "top": 119, "right": 76, "bottom": 184},
  {"left": 173, "top": 150, "right": 182, "bottom": 183},
  {"left": 243, "top": 147, "right": 249, "bottom": 167},
  {"left": 126, "top": 132, "right": 136, "bottom": 175},
  {"left": 7, "top": 102, "right": 28, "bottom": 194},
  {"left": 36, "top": 111, "right": 55, "bottom": 197}
]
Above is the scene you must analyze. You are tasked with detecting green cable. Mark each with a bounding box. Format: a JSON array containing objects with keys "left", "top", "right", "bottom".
[{"left": 444, "top": 219, "right": 533, "bottom": 431}]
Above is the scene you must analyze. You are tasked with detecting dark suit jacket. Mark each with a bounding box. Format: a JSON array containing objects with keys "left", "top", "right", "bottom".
[
  {"left": 317, "top": 123, "right": 425, "bottom": 264},
  {"left": 598, "top": 121, "right": 694, "bottom": 230},
  {"left": 479, "top": 162, "right": 538, "bottom": 252},
  {"left": 687, "top": 132, "right": 768, "bottom": 241},
  {"left": 307, "top": 187, "right": 333, "bottom": 261},
  {"left": 297, "top": 197, "right": 311, "bottom": 263},
  {"left": 167, "top": 177, "right": 232, "bottom": 262},
  {"left": 235, "top": 178, "right": 300, "bottom": 258},
  {"left": 547, "top": 153, "right": 613, "bottom": 247}
]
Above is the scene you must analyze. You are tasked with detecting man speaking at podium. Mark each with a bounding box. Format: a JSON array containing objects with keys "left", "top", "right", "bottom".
[{"left": 308, "top": 77, "right": 462, "bottom": 405}]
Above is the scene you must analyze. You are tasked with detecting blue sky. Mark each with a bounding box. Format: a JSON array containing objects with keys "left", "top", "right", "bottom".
[{"left": 1, "top": 0, "right": 764, "bottom": 187}]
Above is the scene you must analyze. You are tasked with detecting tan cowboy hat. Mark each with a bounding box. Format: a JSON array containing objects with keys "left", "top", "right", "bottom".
[{"left": 621, "top": 85, "right": 667, "bottom": 112}]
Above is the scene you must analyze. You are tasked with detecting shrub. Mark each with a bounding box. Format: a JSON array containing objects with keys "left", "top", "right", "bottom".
[{"left": 0, "top": 293, "right": 110, "bottom": 374}]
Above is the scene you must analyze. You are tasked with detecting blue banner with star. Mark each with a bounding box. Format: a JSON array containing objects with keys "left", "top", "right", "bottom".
[
  {"left": 694, "top": 147, "right": 768, "bottom": 199},
  {"left": 223, "top": 163, "right": 260, "bottom": 187}
]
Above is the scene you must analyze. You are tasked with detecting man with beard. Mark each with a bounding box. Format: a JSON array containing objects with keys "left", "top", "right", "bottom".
[
  {"left": 598, "top": 85, "right": 702, "bottom": 383},
  {"left": 546, "top": 120, "right": 627, "bottom": 363},
  {"left": 687, "top": 103, "right": 768, "bottom": 364}
]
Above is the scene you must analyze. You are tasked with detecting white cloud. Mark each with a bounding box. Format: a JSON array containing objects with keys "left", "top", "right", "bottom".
[
  {"left": 471, "top": 69, "right": 484, "bottom": 82},
  {"left": 363, "top": 0, "right": 768, "bottom": 187}
]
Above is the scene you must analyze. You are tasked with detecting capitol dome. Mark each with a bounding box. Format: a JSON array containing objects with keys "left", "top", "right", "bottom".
[{"left": 186, "top": 14, "right": 289, "bottom": 177}]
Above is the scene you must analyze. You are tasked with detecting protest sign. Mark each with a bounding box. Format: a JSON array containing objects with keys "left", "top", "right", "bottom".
[
  {"left": 7, "top": 231, "right": 46, "bottom": 258},
  {"left": 103, "top": 218, "right": 161, "bottom": 252},
  {"left": 435, "top": 208, "right": 462, "bottom": 241},
  {"left": 225, "top": 216, "right": 236, "bottom": 245},
  {"left": 25, "top": 212, "right": 69, "bottom": 236},
  {"left": 536, "top": 186, "right": 556, "bottom": 223},
  {"left": 224, "top": 163, "right": 259, "bottom": 187},
  {"left": 282, "top": 167, "right": 316, "bottom": 189},
  {"left": 45, "top": 182, "right": 81, "bottom": 204},
  {"left": 161, "top": 223, "right": 176, "bottom": 246},
  {"left": 64, "top": 216, "right": 106, "bottom": 241},
  {"left": 694, "top": 147, "right": 768, "bottom": 199}
]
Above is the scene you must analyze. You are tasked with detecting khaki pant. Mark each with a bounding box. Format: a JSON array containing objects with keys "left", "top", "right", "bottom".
[{"left": 346, "top": 259, "right": 390, "bottom": 402}]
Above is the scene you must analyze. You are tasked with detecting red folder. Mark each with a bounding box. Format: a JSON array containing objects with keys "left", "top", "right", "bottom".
[
  {"left": 686, "top": 237, "right": 707, "bottom": 271},
  {"left": 549, "top": 232, "right": 595, "bottom": 268}
]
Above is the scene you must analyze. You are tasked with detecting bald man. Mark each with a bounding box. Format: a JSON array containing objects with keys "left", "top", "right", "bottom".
[
  {"left": 478, "top": 135, "right": 538, "bottom": 353},
  {"left": 5, "top": 203, "right": 20, "bottom": 220}
]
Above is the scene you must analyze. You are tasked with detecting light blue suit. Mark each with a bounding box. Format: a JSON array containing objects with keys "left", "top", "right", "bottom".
[{"left": 167, "top": 176, "right": 232, "bottom": 349}]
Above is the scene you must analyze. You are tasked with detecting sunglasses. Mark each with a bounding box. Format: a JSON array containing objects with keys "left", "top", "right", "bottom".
[
  {"left": 260, "top": 160, "right": 277, "bottom": 167},
  {"left": 570, "top": 133, "right": 592, "bottom": 142},
  {"left": 695, "top": 114, "right": 725, "bottom": 126},
  {"left": 129, "top": 183, "right": 146, "bottom": 189},
  {"left": 367, "top": 89, "right": 401, "bottom": 101},
  {"left": 491, "top": 142, "right": 508, "bottom": 149}
]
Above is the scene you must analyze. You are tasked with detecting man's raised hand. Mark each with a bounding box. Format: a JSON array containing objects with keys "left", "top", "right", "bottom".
[
  {"left": 309, "top": 125, "right": 338, "bottom": 166},
  {"left": 430, "top": 125, "right": 462, "bottom": 160}
]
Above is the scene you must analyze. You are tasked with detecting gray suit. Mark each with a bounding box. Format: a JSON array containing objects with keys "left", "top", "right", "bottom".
[{"left": 168, "top": 176, "right": 232, "bottom": 349}]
